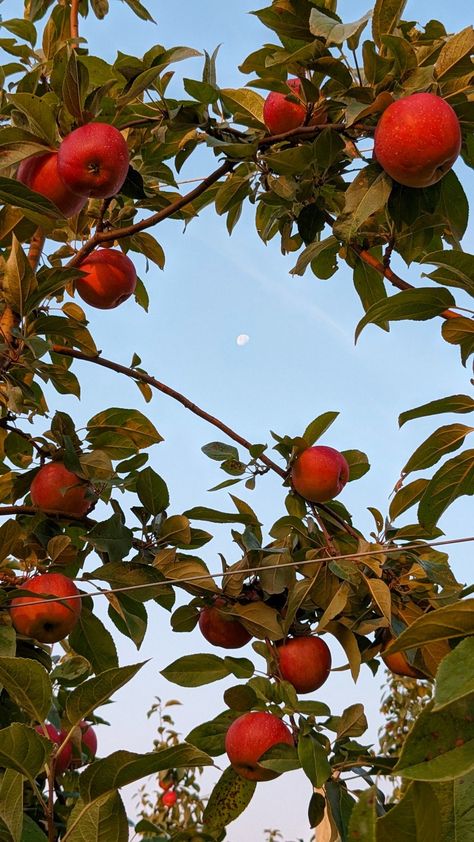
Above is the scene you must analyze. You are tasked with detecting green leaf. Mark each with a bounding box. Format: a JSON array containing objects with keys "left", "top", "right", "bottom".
[
  {"left": 355, "top": 288, "right": 456, "bottom": 342},
  {"left": 376, "top": 782, "right": 441, "bottom": 842},
  {"left": 231, "top": 602, "right": 284, "bottom": 640},
  {"left": 434, "top": 639, "right": 474, "bottom": 710},
  {"left": 442, "top": 318, "right": 474, "bottom": 365},
  {"left": 8, "top": 94, "right": 56, "bottom": 145},
  {"left": 372, "top": 0, "right": 408, "bottom": 48},
  {"left": 389, "top": 478, "right": 430, "bottom": 520},
  {"left": 403, "top": 424, "right": 474, "bottom": 474},
  {"left": 302, "top": 411, "right": 339, "bottom": 446},
  {"left": 0, "top": 657, "right": 51, "bottom": 722},
  {"left": 120, "top": 0, "right": 155, "bottom": 22},
  {"left": 385, "top": 600, "right": 474, "bottom": 653},
  {"left": 0, "top": 177, "right": 64, "bottom": 228},
  {"left": 430, "top": 771, "right": 474, "bottom": 842},
  {"left": 0, "top": 18, "right": 37, "bottom": 46},
  {"left": 3, "top": 236, "right": 37, "bottom": 318},
  {"left": 202, "top": 766, "right": 256, "bottom": 834},
  {"left": 418, "top": 449, "right": 474, "bottom": 527},
  {"left": 65, "top": 662, "right": 145, "bottom": 726},
  {"left": 258, "top": 743, "right": 300, "bottom": 774},
  {"left": 298, "top": 734, "right": 331, "bottom": 787},
  {"left": 291, "top": 236, "right": 339, "bottom": 277},
  {"left": 348, "top": 786, "right": 377, "bottom": 841},
  {"left": 62, "top": 49, "right": 88, "bottom": 123},
  {"left": 309, "top": 8, "right": 371, "bottom": 46},
  {"left": 395, "top": 697, "right": 474, "bottom": 781},
  {"left": 342, "top": 449, "right": 370, "bottom": 481},
  {"left": 353, "top": 256, "right": 389, "bottom": 325},
  {"left": 69, "top": 604, "right": 119, "bottom": 674},
  {"left": 220, "top": 88, "right": 265, "bottom": 127},
  {"left": 161, "top": 654, "right": 231, "bottom": 687},
  {"left": 88, "top": 561, "right": 169, "bottom": 602},
  {"left": 202, "top": 441, "right": 240, "bottom": 462},
  {"left": 336, "top": 703, "right": 368, "bottom": 740},
  {"left": 0, "top": 724, "right": 49, "bottom": 781},
  {"left": 79, "top": 744, "right": 212, "bottom": 802},
  {"left": 186, "top": 710, "right": 238, "bottom": 757},
  {"left": 333, "top": 165, "right": 392, "bottom": 243},
  {"left": 183, "top": 506, "right": 254, "bottom": 525},
  {"left": 64, "top": 792, "right": 128, "bottom": 842},
  {"left": 423, "top": 251, "right": 474, "bottom": 297},
  {"left": 21, "top": 815, "right": 48, "bottom": 840},
  {"left": 86, "top": 514, "right": 134, "bottom": 563},
  {"left": 0, "top": 769, "right": 23, "bottom": 842},
  {"left": 86, "top": 408, "right": 162, "bottom": 459},
  {"left": 136, "top": 467, "right": 169, "bottom": 515},
  {"left": 399, "top": 395, "right": 474, "bottom": 427},
  {"left": 130, "top": 232, "right": 165, "bottom": 269}
]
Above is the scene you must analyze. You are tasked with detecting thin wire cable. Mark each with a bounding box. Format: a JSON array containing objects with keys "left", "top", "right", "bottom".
[{"left": 4, "top": 535, "right": 473, "bottom": 608}]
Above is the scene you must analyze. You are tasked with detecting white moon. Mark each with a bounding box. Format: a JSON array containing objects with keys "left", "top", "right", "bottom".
[{"left": 236, "top": 334, "right": 250, "bottom": 346}]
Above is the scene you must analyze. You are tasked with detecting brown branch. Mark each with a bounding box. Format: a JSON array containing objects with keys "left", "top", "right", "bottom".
[
  {"left": 0, "top": 505, "right": 95, "bottom": 525},
  {"left": 0, "top": 422, "right": 50, "bottom": 458},
  {"left": 28, "top": 229, "right": 45, "bottom": 271},
  {"left": 67, "top": 159, "right": 235, "bottom": 267},
  {"left": 70, "top": 0, "right": 79, "bottom": 45},
  {"left": 51, "top": 345, "right": 359, "bottom": 537},
  {"left": 51, "top": 345, "right": 286, "bottom": 477},
  {"left": 352, "top": 244, "right": 462, "bottom": 320}
]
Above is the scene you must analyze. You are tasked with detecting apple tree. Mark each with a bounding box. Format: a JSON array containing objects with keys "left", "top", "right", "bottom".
[{"left": 0, "top": 0, "right": 473, "bottom": 840}]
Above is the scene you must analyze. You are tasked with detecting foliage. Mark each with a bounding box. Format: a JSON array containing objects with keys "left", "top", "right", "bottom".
[{"left": 0, "top": 0, "right": 472, "bottom": 840}]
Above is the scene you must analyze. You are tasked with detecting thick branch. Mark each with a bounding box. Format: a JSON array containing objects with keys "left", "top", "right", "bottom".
[{"left": 67, "top": 160, "right": 234, "bottom": 266}]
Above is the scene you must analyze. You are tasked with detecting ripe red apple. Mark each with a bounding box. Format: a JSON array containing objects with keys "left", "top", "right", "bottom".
[
  {"left": 10, "top": 572, "right": 82, "bottom": 644},
  {"left": 276, "top": 635, "right": 331, "bottom": 693},
  {"left": 374, "top": 93, "right": 462, "bottom": 188},
  {"left": 57, "top": 123, "right": 130, "bottom": 198},
  {"left": 35, "top": 724, "right": 73, "bottom": 775},
  {"left": 381, "top": 636, "right": 424, "bottom": 679},
  {"left": 162, "top": 789, "right": 177, "bottom": 807},
  {"left": 30, "top": 462, "right": 92, "bottom": 517},
  {"left": 75, "top": 249, "right": 137, "bottom": 309},
  {"left": 291, "top": 445, "right": 349, "bottom": 503},
  {"left": 263, "top": 78, "right": 307, "bottom": 134},
  {"left": 225, "top": 711, "right": 294, "bottom": 781},
  {"left": 198, "top": 599, "right": 252, "bottom": 649},
  {"left": 17, "top": 152, "right": 86, "bottom": 217}
]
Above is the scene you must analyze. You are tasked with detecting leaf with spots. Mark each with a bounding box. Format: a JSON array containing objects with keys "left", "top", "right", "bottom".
[{"left": 203, "top": 766, "right": 256, "bottom": 835}]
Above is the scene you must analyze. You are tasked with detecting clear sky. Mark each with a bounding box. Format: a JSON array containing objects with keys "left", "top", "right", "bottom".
[{"left": 3, "top": 1, "right": 474, "bottom": 840}]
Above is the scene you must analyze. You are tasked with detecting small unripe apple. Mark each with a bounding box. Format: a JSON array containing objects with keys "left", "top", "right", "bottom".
[
  {"left": 76, "top": 249, "right": 137, "bottom": 309},
  {"left": 276, "top": 635, "right": 331, "bottom": 693},
  {"left": 198, "top": 599, "right": 252, "bottom": 649},
  {"left": 162, "top": 789, "right": 177, "bottom": 807},
  {"left": 263, "top": 78, "right": 306, "bottom": 134},
  {"left": 10, "top": 572, "right": 82, "bottom": 644},
  {"left": 159, "top": 777, "right": 173, "bottom": 791},
  {"left": 291, "top": 445, "right": 349, "bottom": 503},
  {"left": 374, "top": 93, "right": 462, "bottom": 188},
  {"left": 57, "top": 123, "right": 130, "bottom": 198},
  {"left": 30, "top": 462, "right": 92, "bottom": 517},
  {"left": 35, "top": 724, "right": 73, "bottom": 775},
  {"left": 17, "top": 152, "right": 86, "bottom": 217},
  {"left": 225, "top": 711, "right": 294, "bottom": 781}
]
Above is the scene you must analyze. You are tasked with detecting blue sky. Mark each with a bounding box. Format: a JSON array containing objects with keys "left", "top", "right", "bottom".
[{"left": 4, "top": 1, "right": 474, "bottom": 839}]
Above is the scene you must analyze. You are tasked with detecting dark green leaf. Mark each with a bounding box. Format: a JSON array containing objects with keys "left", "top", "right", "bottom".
[
  {"left": 333, "top": 165, "right": 392, "bottom": 243},
  {"left": 65, "top": 792, "right": 128, "bottom": 842},
  {"left": 434, "top": 639, "right": 474, "bottom": 710},
  {"left": 161, "top": 654, "right": 230, "bottom": 687},
  {"left": 355, "top": 288, "right": 456, "bottom": 342},
  {"left": 399, "top": 395, "right": 474, "bottom": 427},
  {"left": 385, "top": 600, "right": 474, "bottom": 652},
  {"left": 418, "top": 449, "right": 474, "bottom": 527},
  {"left": 0, "top": 657, "right": 51, "bottom": 722},
  {"left": 86, "top": 514, "right": 134, "bottom": 563},
  {"left": 372, "top": 0, "right": 408, "bottom": 47},
  {"left": 348, "top": 786, "right": 377, "bottom": 841},
  {"left": 403, "top": 424, "right": 473, "bottom": 474},
  {"left": 298, "top": 734, "right": 331, "bottom": 787},
  {"left": 202, "top": 766, "right": 256, "bottom": 834},
  {"left": 69, "top": 604, "right": 119, "bottom": 674},
  {"left": 136, "top": 467, "right": 169, "bottom": 515},
  {"left": 303, "top": 412, "right": 339, "bottom": 446}
]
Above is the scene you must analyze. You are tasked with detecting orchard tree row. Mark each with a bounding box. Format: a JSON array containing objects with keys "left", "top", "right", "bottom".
[{"left": 0, "top": 1, "right": 473, "bottom": 840}]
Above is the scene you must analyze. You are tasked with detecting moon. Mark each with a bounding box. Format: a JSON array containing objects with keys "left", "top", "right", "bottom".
[{"left": 236, "top": 334, "right": 250, "bottom": 346}]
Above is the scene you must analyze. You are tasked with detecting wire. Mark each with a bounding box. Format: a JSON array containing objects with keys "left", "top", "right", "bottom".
[{"left": 4, "top": 535, "right": 473, "bottom": 609}]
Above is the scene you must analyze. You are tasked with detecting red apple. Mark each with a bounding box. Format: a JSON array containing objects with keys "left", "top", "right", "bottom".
[
  {"left": 57, "top": 123, "right": 130, "bottom": 198},
  {"left": 291, "top": 445, "right": 349, "bottom": 503},
  {"left": 276, "top": 635, "right": 331, "bottom": 693},
  {"left": 198, "top": 599, "right": 252, "bottom": 649},
  {"left": 10, "top": 572, "right": 82, "bottom": 644},
  {"left": 162, "top": 789, "right": 177, "bottom": 807},
  {"left": 17, "top": 152, "right": 86, "bottom": 217},
  {"left": 225, "top": 711, "right": 294, "bottom": 781},
  {"left": 381, "top": 636, "right": 424, "bottom": 679},
  {"left": 35, "top": 724, "right": 73, "bottom": 775},
  {"left": 75, "top": 249, "right": 137, "bottom": 309},
  {"left": 374, "top": 93, "right": 462, "bottom": 188},
  {"left": 30, "top": 462, "right": 92, "bottom": 517},
  {"left": 263, "top": 78, "right": 306, "bottom": 134}
]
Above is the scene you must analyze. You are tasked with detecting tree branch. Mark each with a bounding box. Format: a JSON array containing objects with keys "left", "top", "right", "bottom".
[
  {"left": 67, "top": 159, "right": 235, "bottom": 267},
  {"left": 0, "top": 505, "right": 95, "bottom": 525},
  {"left": 70, "top": 0, "right": 79, "bottom": 45}
]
